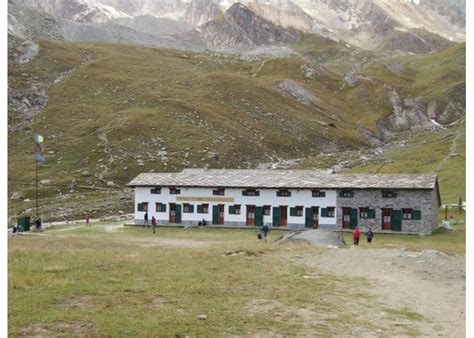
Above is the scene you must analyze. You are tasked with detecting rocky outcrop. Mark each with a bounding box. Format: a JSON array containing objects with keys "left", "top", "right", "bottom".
[
  {"left": 60, "top": 21, "right": 202, "bottom": 51},
  {"left": 379, "top": 28, "right": 454, "bottom": 54},
  {"left": 8, "top": 1, "right": 202, "bottom": 51},
  {"left": 109, "top": 15, "right": 194, "bottom": 36},
  {"left": 247, "top": 2, "right": 317, "bottom": 33},
  {"left": 277, "top": 80, "right": 321, "bottom": 107},
  {"left": 13, "top": 0, "right": 129, "bottom": 23},
  {"left": 8, "top": 3, "right": 64, "bottom": 41},
  {"left": 183, "top": 0, "right": 222, "bottom": 26},
  {"left": 196, "top": 3, "right": 301, "bottom": 48},
  {"left": 377, "top": 90, "right": 438, "bottom": 137}
]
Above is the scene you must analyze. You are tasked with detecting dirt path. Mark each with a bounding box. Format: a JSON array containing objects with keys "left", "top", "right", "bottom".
[
  {"left": 436, "top": 131, "right": 463, "bottom": 172},
  {"left": 297, "top": 247, "right": 465, "bottom": 337}
]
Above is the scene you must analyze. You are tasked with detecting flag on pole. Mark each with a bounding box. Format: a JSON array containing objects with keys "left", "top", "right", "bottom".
[
  {"left": 34, "top": 134, "right": 44, "bottom": 143},
  {"left": 34, "top": 134, "right": 46, "bottom": 162},
  {"left": 35, "top": 153, "right": 46, "bottom": 162}
]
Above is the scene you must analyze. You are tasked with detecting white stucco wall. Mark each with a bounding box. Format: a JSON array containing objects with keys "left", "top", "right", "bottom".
[{"left": 133, "top": 186, "right": 337, "bottom": 228}]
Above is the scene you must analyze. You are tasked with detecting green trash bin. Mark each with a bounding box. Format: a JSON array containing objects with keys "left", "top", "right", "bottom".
[{"left": 17, "top": 217, "right": 31, "bottom": 231}]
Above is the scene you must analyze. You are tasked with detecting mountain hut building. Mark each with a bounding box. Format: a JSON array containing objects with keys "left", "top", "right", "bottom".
[{"left": 127, "top": 169, "right": 441, "bottom": 234}]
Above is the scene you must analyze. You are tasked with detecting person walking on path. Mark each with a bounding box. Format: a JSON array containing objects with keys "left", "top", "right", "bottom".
[
  {"left": 365, "top": 226, "right": 374, "bottom": 244},
  {"left": 144, "top": 211, "right": 149, "bottom": 226},
  {"left": 86, "top": 214, "right": 91, "bottom": 227},
  {"left": 352, "top": 227, "right": 361, "bottom": 246},
  {"left": 261, "top": 223, "right": 270, "bottom": 242},
  {"left": 151, "top": 216, "right": 157, "bottom": 234}
]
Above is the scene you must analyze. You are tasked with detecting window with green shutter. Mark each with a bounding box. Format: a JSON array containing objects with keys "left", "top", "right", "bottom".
[
  {"left": 150, "top": 187, "right": 161, "bottom": 194},
  {"left": 242, "top": 189, "right": 260, "bottom": 196},
  {"left": 213, "top": 188, "right": 225, "bottom": 196},
  {"left": 229, "top": 205, "right": 235, "bottom": 214},
  {"left": 326, "top": 207, "right": 335, "bottom": 217},
  {"left": 276, "top": 189, "right": 291, "bottom": 197},
  {"left": 290, "top": 207, "right": 297, "bottom": 216},
  {"left": 183, "top": 203, "right": 194, "bottom": 213},
  {"left": 137, "top": 203, "right": 144, "bottom": 211},
  {"left": 368, "top": 209, "right": 376, "bottom": 219},
  {"left": 402, "top": 209, "right": 413, "bottom": 220},
  {"left": 339, "top": 190, "right": 354, "bottom": 198},
  {"left": 412, "top": 210, "right": 421, "bottom": 220},
  {"left": 169, "top": 187, "right": 181, "bottom": 195},
  {"left": 312, "top": 190, "right": 325, "bottom": 197},
  {"left": 197, "top": 205, "right": 203, "bottom": 214},
  {"left": 321, "top": 208, "right": 328, "bottom": 217},
  {"left": 382, "top": 191, "right": 397, "bottom": 198},
  {"left": 156, "top": 203, "right": 166, "bottom": 212},
  {"left": 296, "top": 206, "right": 303, "bottom": 216}
]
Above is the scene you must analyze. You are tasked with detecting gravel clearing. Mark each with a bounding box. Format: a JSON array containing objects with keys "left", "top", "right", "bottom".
[
  {"left": 297, "top": 247, "right": 465, "bottom": 337},
  {"left": 276, "top": 229, "right": 346, "bottom": 247}
]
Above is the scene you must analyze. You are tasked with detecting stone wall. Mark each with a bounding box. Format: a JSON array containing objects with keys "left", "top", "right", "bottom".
[{"left": 335, "top": 189, "right": 438, "bottom": 233}]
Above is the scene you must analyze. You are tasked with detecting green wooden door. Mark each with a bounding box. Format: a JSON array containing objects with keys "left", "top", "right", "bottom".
[
  {"left": 212, "top": 205, "right": 219, "bottom": 225},
  {"left": 272, "top": 207, "right": 280, "bottom": 227},
  {"left": 305, "top": 208, "right": 312, "bottom": 228},
  {"left": 255, "top": 207, "right": 264, "bottom": 227},
  {"left": 350, "top": 208, "right": 358, "bottom": 229},
  {"left": 175, "top": 204, "right": 182, "bottom": 224},
  {"left": 391, "top": 210, "right": 402, "bottom": 231}
]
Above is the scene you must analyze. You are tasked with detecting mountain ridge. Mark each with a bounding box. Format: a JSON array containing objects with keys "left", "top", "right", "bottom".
[{"left": 10, "top": 0, "right": 465, "bottom": 53}]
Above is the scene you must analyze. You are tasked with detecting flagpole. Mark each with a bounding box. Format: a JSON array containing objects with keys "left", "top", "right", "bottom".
[
  {"left": 34, "top": 133, "right": 45, "bottom": 222},
  {"left": 35, "top": 145, "right": 39, "bottom": 219}
]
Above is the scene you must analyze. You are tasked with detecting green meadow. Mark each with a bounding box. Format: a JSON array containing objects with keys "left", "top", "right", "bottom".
[{"left": 9, "top": 217, "right": 465, "bottom": 336}]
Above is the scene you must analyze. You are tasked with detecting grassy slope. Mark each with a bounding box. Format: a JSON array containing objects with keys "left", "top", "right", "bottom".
[
  {"left": 362, "top": 43, "right": 466, "bottom": 112},
  {"left": 8, "top": 39, "right": 465, "bottom": 220},
  {"left": 345, "top": 125, "right": 465, "bottom": 203},
  {"left": 9, "top": 224, "right": 463, "bottom": 336}
]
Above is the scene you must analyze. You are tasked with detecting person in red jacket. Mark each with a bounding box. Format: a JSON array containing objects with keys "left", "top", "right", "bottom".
[
  {"left": 352, "top": 227, "right": 361, "bottom": 246},
  {"left": 151, "top": 216, "right": 157, "bottom": 234}
]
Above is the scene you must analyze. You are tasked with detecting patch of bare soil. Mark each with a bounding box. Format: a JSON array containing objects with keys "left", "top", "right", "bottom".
[
  {"left": 19, "top": 320, "right": 95, "bottom": 336},
  {"left": 57, "top": 294, "right": 96, "bottom": 310},
  {"left": 104, "top": 225, "right": 124, "bottom": 232},
  {"left": 51, "top": 225, "right": 83, "bottom": 232},
  {"left": 297, "top": 247, "right": 465, "bottom": 337},
  {"left": 150, "top": 296, "right": 176, "bottom": 308},
  {"left": 247, "top": 299, "right": 334, "bottom": 331}
]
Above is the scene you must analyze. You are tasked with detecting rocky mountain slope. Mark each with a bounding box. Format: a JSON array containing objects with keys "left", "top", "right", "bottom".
[
  {"left": 10, "top": 0, "right": 465, "bottom": 53},
  {"left": 193, "top": 3, "right": 301, "bottom": 48},
  {"left": 7, "top": 0, "right": 465, "bottom": 222},
  {"left": 8, "top": 2, "right": 202, "bottom": 51},
  {"left": 7, "top": 34, "right": 465, "bottom": 221},
  {"left": 110, "top": 15, "right": 194, "bottom": 37},
  {"left": 12, "top": 0, "right": 130, "bottom": 22}
]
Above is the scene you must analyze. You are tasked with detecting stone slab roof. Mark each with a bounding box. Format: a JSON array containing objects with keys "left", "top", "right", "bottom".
[{"left": 127, "top": 169, "right": 438, "bottom": 190}]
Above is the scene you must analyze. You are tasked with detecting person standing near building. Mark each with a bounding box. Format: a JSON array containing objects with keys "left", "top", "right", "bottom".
[
  {"left": 365, "top": 226, "right": 374, "bottom": 244},
  {"left": 352, "top": 227, "right": 361, "bottom": 246},
  {"left": 151, "top": 216, "right": 157, "bottom": 234},
  {"left": 144, "top": 211, "right": 148, "bottom": 226},
  {"left": 261, "top": 223, "right": 270, "bottom": 242}
]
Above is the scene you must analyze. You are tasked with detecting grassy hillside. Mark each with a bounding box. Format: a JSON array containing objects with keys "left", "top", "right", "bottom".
[
  {"left": 8, "top": 38, "right": 465, "bottom": 221},
  {"left": 345, "top": 125, "right": 466, "bottom": 203}
]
